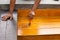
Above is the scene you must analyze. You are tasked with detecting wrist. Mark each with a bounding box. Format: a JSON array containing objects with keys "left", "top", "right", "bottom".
[{"left": 9, "top": 11, "right": 13, "bottom": 14}]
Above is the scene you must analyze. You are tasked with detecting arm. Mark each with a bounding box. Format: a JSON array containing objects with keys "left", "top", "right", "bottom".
[
  {"left": 29, "top": 0, "right": 41, "bottom": 17},
  {"left": 28, "top": 0, "right": 41, "bottom": 25},
  {"left": 31, "top": 0, "right": 41, "bottom": 11},
  {"left": 9, "top": 0, "right": 16, "bottom": 14},
  {"left": 30, "top": 0, "right": 41, "bottom": 15},
  {"left": 2, "top": 0, "right": 16, "bottom": 21}
]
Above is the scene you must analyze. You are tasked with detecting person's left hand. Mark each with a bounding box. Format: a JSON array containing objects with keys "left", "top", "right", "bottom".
[{"left": 2, "top": 12, "right": 13, "bottom": 21}]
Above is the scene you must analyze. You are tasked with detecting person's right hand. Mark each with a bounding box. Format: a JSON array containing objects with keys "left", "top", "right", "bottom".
[
  {"left": 28, "top": 10, "right": 35, "bottom": 26},
  {"left": 28, "top": 11, "right": 35, "bottom": 20},
  {"left": 2, "top": 12, "right": 13, "bottom": 21}
]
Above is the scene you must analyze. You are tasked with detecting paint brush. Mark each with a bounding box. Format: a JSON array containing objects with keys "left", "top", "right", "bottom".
[{"left": 28, "top": 12, "right": 35, "bottom": 26}]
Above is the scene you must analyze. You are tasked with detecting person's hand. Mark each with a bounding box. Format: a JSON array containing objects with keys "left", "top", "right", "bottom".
[
  {"left": 2, "top": 12, "right": 13, "bottom": 21},
  {"left": 28, "top": 10, "right": 35, "bottom": 26},
  {"left": 28, "top": 11, "right": 35, "bottom": 19}
]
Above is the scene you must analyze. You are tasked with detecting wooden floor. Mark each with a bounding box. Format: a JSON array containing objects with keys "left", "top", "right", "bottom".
[{"left": 18, "top": 9, "right": 60, "bottom": 35}]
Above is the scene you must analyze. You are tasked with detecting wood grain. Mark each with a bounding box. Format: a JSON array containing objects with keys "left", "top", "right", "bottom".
[
  {"left": 18, "top": 35, "right": 60, "bottom": 40},
  {"left": 0, "top": 12, "right": 17, "bottom": 40},
  {"left": 18, "top": 9, "right": 60, "bottom": 35}
]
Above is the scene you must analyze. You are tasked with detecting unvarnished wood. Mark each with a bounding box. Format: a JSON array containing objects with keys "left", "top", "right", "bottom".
[
  {"left": 0, "top": 12, "right": 7, "bottom": 40},
  {"left": 0, "top": 12, "right": 17, "bottom": 40}
]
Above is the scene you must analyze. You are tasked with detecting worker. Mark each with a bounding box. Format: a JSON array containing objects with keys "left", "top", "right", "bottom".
[
  {"left": 2, "top": 0, "right": 41, "bottom": 21},
  {"left": 2, "top": 0, "right": 41, "bottom": 25}
]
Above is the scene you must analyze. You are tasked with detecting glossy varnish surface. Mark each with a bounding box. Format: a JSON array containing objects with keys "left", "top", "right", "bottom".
[{"left": 18, "top": 9, "right": 60, "bottom": 35}]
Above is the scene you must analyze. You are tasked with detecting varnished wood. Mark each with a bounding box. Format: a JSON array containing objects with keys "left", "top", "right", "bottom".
[
  {"left": 18, "top": 9, "right": 60, "bottom": 17},
  {"left": 18, "top": 9, "right": 60, "bottom": 35},
  {"left": 18, "top": 35, "right": 60, "bottom": 40}
]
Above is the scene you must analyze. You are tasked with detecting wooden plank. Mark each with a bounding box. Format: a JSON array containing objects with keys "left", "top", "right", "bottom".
[
  {"left": 0, "top": 13, "right": 7, "bottom": 40},
  {"left": 18, "top": 9, "right": 60, "bottom": 17},
  {"left": 18, "top": 35, "right": 60, "bottom": 40},
  {"left": 6, "top": 13, "right": 17, "bottom": 40},
  {"left": 6, "top": 20, "right": 16, "bottom": 40},
  {"left": 18, "top": 9, "right": 60, "bottom": 36},
  {"left": 38, "top": 28, "right": 60, "bottom": 35},
  {"left": 0, "top": 21, "right": 7, "bottom": 40},
  {"left": 0, "top": 12, "right": 17, "bottom": 40}
]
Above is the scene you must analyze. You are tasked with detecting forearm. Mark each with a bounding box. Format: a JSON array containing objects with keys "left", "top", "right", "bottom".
[
  {"left": 9, "top": 0, "right": 16, "bottom": 14},
  {"left": 31, "top": 0, "right": 41, "bottom": 11}
]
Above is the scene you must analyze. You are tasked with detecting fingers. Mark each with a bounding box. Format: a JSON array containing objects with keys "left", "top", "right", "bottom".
[
  {"left": 2, "top": 13, "right": 13, "bottom": 21},
  {"left": 2, "top": 16, "right": 9, "bottom": 21},
  {"left": 2, "top": 15, "right": 13, "bottom": 21}
]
